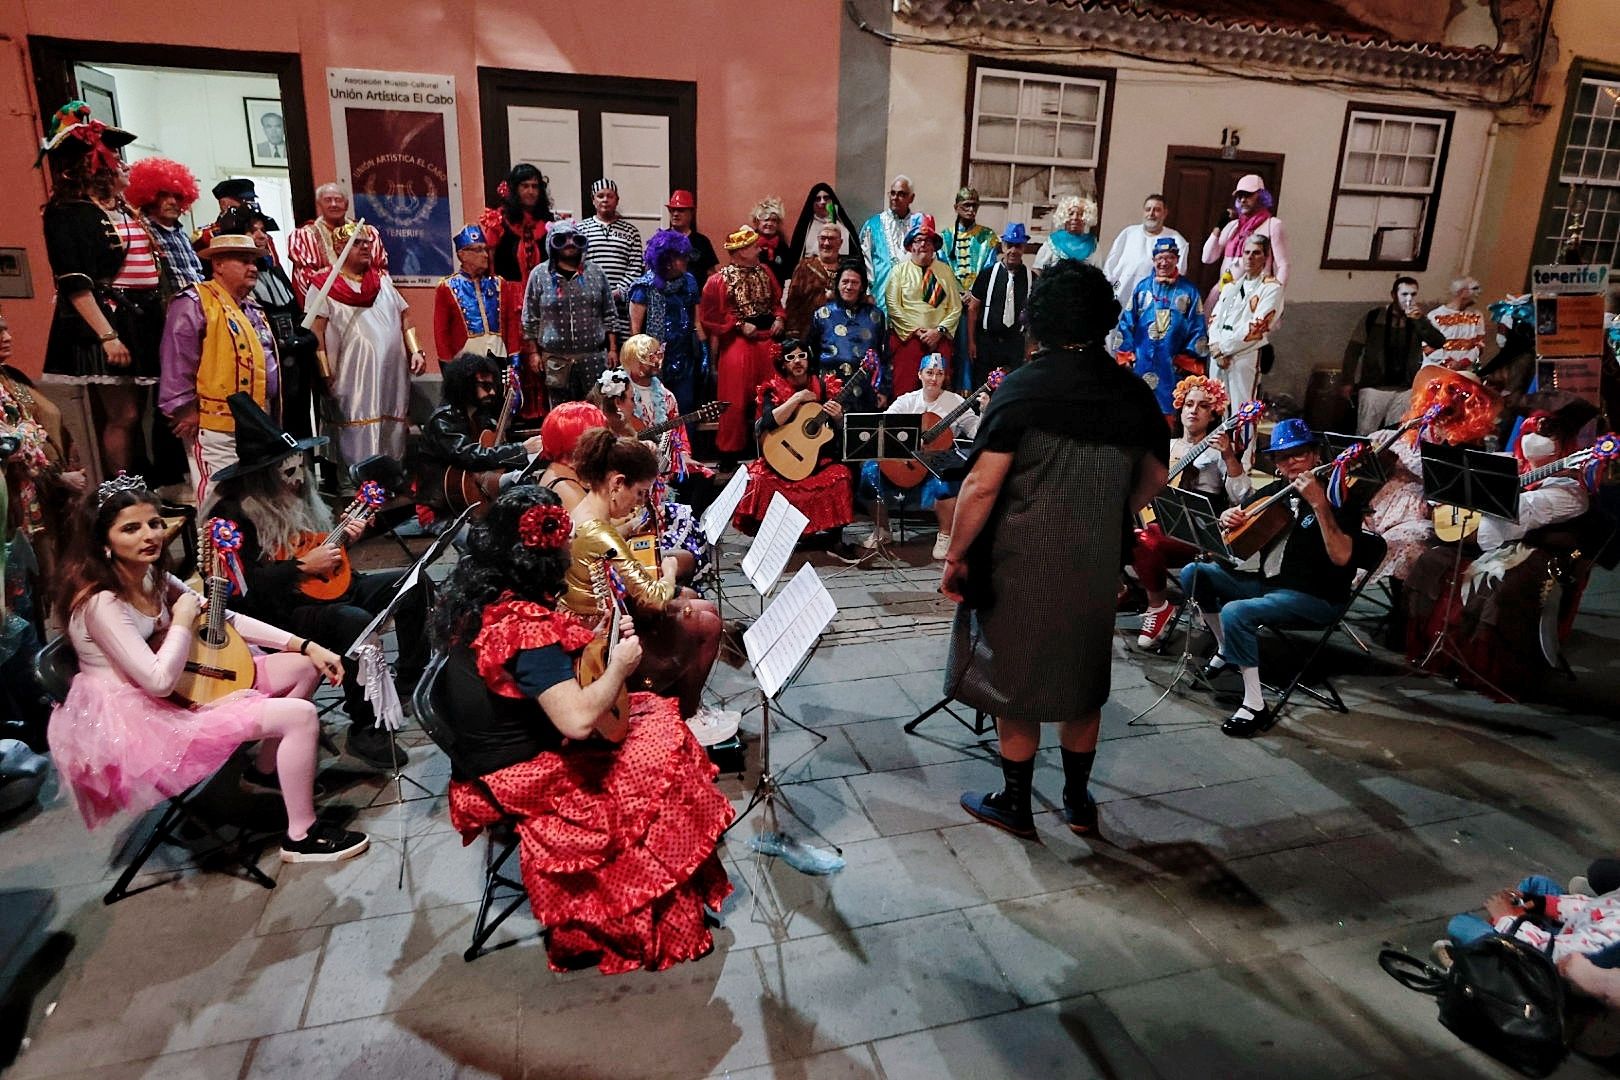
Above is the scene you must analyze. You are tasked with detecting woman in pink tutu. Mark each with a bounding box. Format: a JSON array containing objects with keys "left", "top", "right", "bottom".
[
  {"left": 431, "top": 484, "right": 733, "bottom": 973},
  {"left": 47, "top": 475, "right": 370, "bottom": 863}
]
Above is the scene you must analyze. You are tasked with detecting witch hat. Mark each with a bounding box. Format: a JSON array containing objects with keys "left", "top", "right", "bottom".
[{"left": 209, "top": 393, "right": 328, "bottom": 484}]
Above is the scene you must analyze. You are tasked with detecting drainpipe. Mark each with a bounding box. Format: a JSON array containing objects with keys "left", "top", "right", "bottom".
[{"left": 1461, "top": 119, "right": 1500, "bottom": 276}]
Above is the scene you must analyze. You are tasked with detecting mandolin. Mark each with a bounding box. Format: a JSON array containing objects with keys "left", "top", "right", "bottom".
[
  {"left": 760, "top": 351, "right": 878, "bottom": 482},
  {"left": 1222, "top": 414, "right": 1425, "bottom": 560},
  {"left": 440, "top": 364, "right": 520, "bottom": 512},
  {"left": 292, "top": 480, "right": 388, "bottom": 601},
  {"left": 1139, "top": 398, "right": 1264, "bottom": 527},
  {"left": 879, "top": 369, "right": 1005, "bottom": 489},
  {"left": 172, "top": 519, "right": 257, "bottom": 708},
  {"left": 573, "top": 556, "right": 630, "bottom": 742},
  {"left": 1431, "top": 436, "right": 1618, "bottom": 543}
]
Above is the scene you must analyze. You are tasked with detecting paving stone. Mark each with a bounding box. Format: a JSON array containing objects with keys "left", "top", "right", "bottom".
[
  {"left": 246, "top": 996, "right": 515, "bottom": 1079},
  {"left": 36, "top": 1043, "right": 254, "bottom": 1080}
]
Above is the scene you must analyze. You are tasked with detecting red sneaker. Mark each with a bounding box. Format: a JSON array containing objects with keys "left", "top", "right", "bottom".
[{"left": 1137, "top": 603, "right": 1175, "bottom": 649}]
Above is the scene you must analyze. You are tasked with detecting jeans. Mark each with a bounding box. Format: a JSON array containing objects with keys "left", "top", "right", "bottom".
[
  {"left": 1447, "top": 875, "right": 1563, "bottom": 946},
  {"left": 1178, "top": 562, "right": 1343, "bottom": 668},
  {"left": 285, "top": 570, "right": 429, "bottom": 733}
]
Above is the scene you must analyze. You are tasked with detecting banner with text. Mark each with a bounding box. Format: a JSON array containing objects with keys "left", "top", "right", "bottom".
[{"left": 327, "top": 68, "right": 462, "bottom": 286}]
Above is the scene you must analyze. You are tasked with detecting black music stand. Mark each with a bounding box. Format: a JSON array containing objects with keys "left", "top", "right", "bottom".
[
  {"left": 1413, "top": 444, "right": 1521, "bottom": 700},
  {"left": 842, "top": 413, "right": 925, "bottom": 466},
  {"left": 1321, "top": 431, "right": 1390, "bottom": 488}
]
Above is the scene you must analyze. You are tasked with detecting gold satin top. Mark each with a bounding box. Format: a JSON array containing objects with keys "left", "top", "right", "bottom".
[{"left": 562, "top": 517, "right": 675, "bottom": 617}]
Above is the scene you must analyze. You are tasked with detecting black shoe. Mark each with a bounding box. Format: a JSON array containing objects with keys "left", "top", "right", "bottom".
[
  {"left": 1195, "top": 660, "right": 1240, "bottom": 693},
  {"left": 1220, "top": 704, "right": 1278, "bottom": 739},
  {"left": 1061, "top": 792, "right": 1099, "bottom": 836},
  {"left": 960, "top": 790, "right": 1038, "bottom": 839},
  {"left": 346, "top": 726, "right": 410, "bottom": 770},
  {"left": 280, "top": 821, "right": 370, "bottom": 863}
]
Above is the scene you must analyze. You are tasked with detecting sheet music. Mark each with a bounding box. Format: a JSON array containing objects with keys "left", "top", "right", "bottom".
[
  {"left": 743, "top": 563, "right": 837, "bottom": 698},
  {"left": 700, "top": 467, "right": 751, "bottom": 546},
  {"left": 740, "top": 492, "right": 808, "bottom": 594}
]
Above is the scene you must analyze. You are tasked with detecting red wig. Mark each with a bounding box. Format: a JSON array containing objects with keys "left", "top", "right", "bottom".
[
  {"left": 541, "top": 401, "right": 609, "bottom": 464},
  {"left": 1405, "top": 367, "right": 1500, "bottom": 446},
  {"left": 125, "top": 157, "right": 200, "bottom": 212}
]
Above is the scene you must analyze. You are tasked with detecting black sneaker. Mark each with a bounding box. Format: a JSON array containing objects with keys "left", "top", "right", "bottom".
[
  {"left": 346, "top": 726, "right": 410, "bottom": 770},
  {"left": 280, "top": 821, "right": 370, "bottom": 863}
]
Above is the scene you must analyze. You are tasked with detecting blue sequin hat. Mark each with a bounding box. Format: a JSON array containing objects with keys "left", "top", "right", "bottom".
[
  {"left": 453, "top": 224, "right": 487, "bottom": 251},
  {"left": 1001, "top": 222, "right": 1029, "bottom": 245},
  {"left": 1268, "top": 418, "right": 1317, "bottom": 454}
]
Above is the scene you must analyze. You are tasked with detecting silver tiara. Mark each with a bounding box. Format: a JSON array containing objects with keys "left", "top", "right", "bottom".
[{"left": 96, "top": 472, "right": 149, "bottom": 508}]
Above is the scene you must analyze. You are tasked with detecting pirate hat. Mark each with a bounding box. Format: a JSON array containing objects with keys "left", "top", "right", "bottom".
[{"left": 209, "top": 393, "right": 328, "bottom": 484}]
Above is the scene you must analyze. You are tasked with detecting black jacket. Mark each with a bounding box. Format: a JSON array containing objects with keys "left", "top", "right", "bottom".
[{"left": 415, "top": 404, "right": 528, "bottom": 472}]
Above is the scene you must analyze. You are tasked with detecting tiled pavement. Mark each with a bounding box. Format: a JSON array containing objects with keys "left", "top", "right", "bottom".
[{"left": 2, "top": 531, "right": 1619, "bottom": 1079}]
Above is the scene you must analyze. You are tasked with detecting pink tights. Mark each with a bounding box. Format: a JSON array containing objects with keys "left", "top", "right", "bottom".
[{"left": 248, "top": 653, "right": 323, "bottom": 839}]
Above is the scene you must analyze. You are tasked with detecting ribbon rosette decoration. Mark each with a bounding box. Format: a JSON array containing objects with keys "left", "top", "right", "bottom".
[
  {"left": 1326, "top": 442, "right": 1365, "bottom": 509},
  {"left": 358, "top": 480, "right": 387, "bottom": 510},
  {"left": 1230, "top": 397, "right": 1264, "bottom": 459},
  {"left": 1584, "top": 432, "right": 1620, "bottom": 491},
  {"left": 209, "top": 517, "right": 249, "bottom": 596}
]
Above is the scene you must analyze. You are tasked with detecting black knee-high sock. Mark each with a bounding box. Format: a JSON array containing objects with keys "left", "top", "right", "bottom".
[
  {"left": 992, "top": 754, "right": 1036, "bottom": 818},
  {"left": 1060, "top": 748, "right": 1096, "bottom": 807}
]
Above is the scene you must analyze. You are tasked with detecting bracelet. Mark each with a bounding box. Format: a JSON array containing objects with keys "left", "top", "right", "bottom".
[
  {"left": 297, "top": 638, "right": 310, "bottom": 654},
  {"left": 98, "top": 330, "right": 119, "bottom": 343}
]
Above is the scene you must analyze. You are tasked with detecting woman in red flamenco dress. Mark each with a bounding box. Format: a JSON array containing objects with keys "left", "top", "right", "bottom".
[
  {"left": 430, "top": 484, "right": 732, "bottom": 973},
  {"left": 732, "top": 337, "right": 856, "bottom": 549}
]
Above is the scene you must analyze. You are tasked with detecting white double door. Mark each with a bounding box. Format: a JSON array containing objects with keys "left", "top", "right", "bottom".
[{"left": 507, "top": 106, "right": 669, "bottom": 241}]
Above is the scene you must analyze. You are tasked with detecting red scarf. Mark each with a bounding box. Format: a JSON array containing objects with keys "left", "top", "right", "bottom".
[{"left": 320, "top": 266, "right": 384, "bottom": 308}]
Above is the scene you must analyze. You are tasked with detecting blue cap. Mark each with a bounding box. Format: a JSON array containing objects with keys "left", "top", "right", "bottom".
[
  {"left": 1268, "top": 418, "right": 1317, "bottom": 454},
  {"left": 453, "top": 224, "right": 487, "bottom": 251},
  {"left": 919, "top": 353, "right": 948, "bottom": 373},
  {"left": 1152, "top": 236, "right": 1180, "bottom": 257},
  {"left": 1001, "top": 222, "right": 1029, "bottom": 246}
]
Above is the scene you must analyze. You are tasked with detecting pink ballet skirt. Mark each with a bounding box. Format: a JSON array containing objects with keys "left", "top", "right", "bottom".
[{"left": 48, "top": 670, "right": 270, "bottom": 830}]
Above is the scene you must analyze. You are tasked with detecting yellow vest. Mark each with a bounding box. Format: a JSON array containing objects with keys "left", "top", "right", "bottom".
[{"left": 194, "top": 280, "right": 271, "bottom": 433}]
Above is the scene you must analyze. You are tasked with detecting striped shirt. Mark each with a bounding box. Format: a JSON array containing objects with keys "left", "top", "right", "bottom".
[
  {"left": 576, "top": 215, "right": 643, "bottom": 334},
  {"left": 111, "top": 213, "right": 161, "bottom": 289}
]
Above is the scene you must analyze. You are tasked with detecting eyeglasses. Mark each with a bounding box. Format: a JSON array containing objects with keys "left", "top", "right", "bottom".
[{"left": 888, "top": 189, "right": 909, "bottom": 198}]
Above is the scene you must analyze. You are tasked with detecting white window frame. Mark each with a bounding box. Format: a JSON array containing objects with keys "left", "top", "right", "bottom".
[
  {"left": 1322, "top": 104, "right": 1452, "bottom": 270},
  {"left": 1542, "top": 76, "right": 1620, "bottom": 269},
  {"left": 965, "top": 65, "right": 1110, "bottom": 239}
]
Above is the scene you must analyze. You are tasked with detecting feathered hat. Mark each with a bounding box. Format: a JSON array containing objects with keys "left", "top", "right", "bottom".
[{"left": 38, "top": 101, "right": 134, "bottom": 173}]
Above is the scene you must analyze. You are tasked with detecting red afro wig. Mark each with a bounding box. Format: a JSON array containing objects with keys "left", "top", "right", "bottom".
[
  {"left": 125, "top": 158, "right": 200, "bottom": 212},
  {"left": 541, "top": 401, "right": 609, "bottom": 464},
  {"left": 1405, "top": 366, "right": 1501, "bottom": 446}
]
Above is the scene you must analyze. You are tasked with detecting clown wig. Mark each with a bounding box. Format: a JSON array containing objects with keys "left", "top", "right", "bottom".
[
  {"left": 125, "top": 158, "right": 200, "bottom": 212},
  {"left": 540, "top": 401, "right": 609, "bottom": 464},
  {"left": 1051, "top": 194, "right": 1098, "bottom": 232},
  {"left": 1171, "top": 374, "right": 1229, "bottom": 414},
  {"left": 643, "top": 228, "right": 693, "bottom": 275},
  {"left": 620, "top": 333, "right": 662, "bottom": 370},
  {"left": 751, "top": 196, "right": 785, "bottom": 224},
  {"left": 1405, "top": 367, "right": 1501, "bottom": 446}
]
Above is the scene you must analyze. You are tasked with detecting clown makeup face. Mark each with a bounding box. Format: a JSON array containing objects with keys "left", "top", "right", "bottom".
[
  {"left": 836, "top": 268, "right": 865, "bottom": 304},
  {"left": 457, "top": 241, "right": 490, "bottom": 277},
  {"left": 813, "top": 190, "right": 833, "bottom": 218},
  {"left": 1241, "top": 237, "right": 1268, "bottom": 278},
  {"left": 1143, "top": 197, "right": 1167, "bottom": 231},
  {"left": 1395, "top": 282, "right": 1420, "bottom": 312},
  {"left": 1152, "top": 247, "right": 1179, "bottom": 280},
  {"left": 1180, "top": 388, "right": 1217, "bottom": 438}
]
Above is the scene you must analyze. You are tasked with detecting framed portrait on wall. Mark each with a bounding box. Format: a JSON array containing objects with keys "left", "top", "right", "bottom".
[{"left": 244, "top": 96, "right": 289, "bottom": 168}]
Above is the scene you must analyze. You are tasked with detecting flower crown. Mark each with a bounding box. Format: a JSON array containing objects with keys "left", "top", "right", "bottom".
[
  {"left": 96, "top": 472, "right": 149, "bottom": 508},
  {"left": 518, "top": 504, "right": 572, "bottom": 550}
]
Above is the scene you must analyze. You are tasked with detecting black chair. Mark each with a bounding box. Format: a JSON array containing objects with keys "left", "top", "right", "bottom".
[
  {"left": 1262, "top": 535, "right": 1389, "bottom": 717},
  {"left": 32, "top": 636, "right": 276, "bottom": 904},
  {"left": 412, "top": 651, "right": 531, "bottom": 962}
]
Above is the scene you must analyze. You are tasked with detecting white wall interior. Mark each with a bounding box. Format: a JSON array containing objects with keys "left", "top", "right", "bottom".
[{"left": 89, "top": 64, "right": 295, "bottom": 265}]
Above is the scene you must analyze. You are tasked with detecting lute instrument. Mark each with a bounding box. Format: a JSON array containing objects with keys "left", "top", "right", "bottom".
[
  {"left": 172, "top": 518, "right": 257, "bottom": 708},
  {"left": 760, "top": 351, "right": 878, "bottom": 482},
  {"left": 573, "top": 556, "right": 631, "bottom": 741},
  {"left": 1431, "top": 435, "right": 1619, "bottom": 543},
  {"left": 1140, "top": 398, "right": 1264, "bottom": 527},
  {"left": 293, "top": 480, "right": 388, "bottom": 601},
  {"left": 879, "top": 369, "right": 1005, "bottom": 489},
  {"left": 440, "top": 363, "right": 520, "bottom": 512}
]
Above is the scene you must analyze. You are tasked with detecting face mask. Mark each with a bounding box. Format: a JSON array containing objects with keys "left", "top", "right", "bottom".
[{"left": 1520, "top": 432, "right": 1556, "bottom": 460}]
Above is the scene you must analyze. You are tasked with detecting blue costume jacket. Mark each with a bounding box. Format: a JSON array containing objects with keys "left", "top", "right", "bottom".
[{"left": 1115, "top": 275, "right": 1209, "bottom": 413}]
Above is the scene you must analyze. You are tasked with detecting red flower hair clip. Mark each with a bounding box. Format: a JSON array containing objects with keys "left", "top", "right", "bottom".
[{"left": 518, "top": 504, "right": 572, "bottom": 550}]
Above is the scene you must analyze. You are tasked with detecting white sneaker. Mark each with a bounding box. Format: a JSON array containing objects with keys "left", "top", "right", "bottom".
[
  {"left": 861, "top": 529, "right": 893, "bottom": 550},
  {"left": 686, "top": 706, "right": 741, "bottom": 747},
  {"left": 932, "top": 533, "right": 952, "bottom": 560}
]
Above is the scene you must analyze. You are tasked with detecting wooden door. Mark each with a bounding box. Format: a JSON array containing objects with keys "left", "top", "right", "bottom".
[
  {"left": 1161, "top": 148, "right": 1285, "bottom": 300},
  {"left": 600, "top": 111, "right": 670, "bottom": 242},
  {"left": 508, "top": 106, "right": 584, "bottom": 217}
]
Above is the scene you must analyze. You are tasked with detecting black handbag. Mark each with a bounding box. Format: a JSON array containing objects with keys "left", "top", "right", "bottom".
[{"left": 1379, "top": 922, "right": 1569, "bottom": 1077}]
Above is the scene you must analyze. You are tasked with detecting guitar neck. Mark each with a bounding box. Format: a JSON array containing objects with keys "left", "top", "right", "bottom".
[
  {"left": 1167, "top": 421, "right": 1231, "bottom": 483},
  {"left": 921, "top": 381, "right": 991, "bottom": 442},
  {"left": 491, "top": 395, "right": 517, "bottom": 445},
  {"left": 639, "top": 405, "right": 713, "bottom": 441},
  {"left": 1522, "top": 452, "right": 1586, "bottom": 489}
]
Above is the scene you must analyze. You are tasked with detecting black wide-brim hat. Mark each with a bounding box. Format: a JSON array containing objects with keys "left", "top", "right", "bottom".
[{"left": 209, "top": 392, "right": 327, "bottom": 483}]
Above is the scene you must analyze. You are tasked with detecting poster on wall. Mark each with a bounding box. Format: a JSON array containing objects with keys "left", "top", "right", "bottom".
[
  {"left": 327, "top": 68, "right": 462, "bottom": 286},
  {"left": 1531, "top": 264, "right": 1610, "bottom": 358}
]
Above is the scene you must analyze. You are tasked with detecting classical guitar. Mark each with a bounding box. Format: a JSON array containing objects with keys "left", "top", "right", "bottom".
[
  {"left": 172, "top": 519, "right": 257, "bottom": 708},
  {"left": 573, "top": 556, "right": 631, "bottom": 741},
  {"left": 441, "top": 364, "right": 520, "bottom": 512},
  {"left": 760, "top": 351, "right": 878, "bottom": 482},
  {"left": 1431, "top": 436, "right": 1618, "bottom": 543},
  {"left": 292, "top": 480, "right": 388, "bottom": 601},
  {"left": 626, "top": 400, "right": 729, "bottom": 442},
  {"left": 879, "top": 369, "right": 1006, "bottom": 490}
]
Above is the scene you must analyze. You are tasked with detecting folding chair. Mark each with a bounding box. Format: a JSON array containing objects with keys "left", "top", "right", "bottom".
[
  {"left": 412, "top": 651, "right": 530, "bottom": 962},
  {"left": 1263, "top": 536, "right": 1388, "bottom": 717},
  {"left": 32, "top": 636, "right": 276, "bottom": 904}
]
